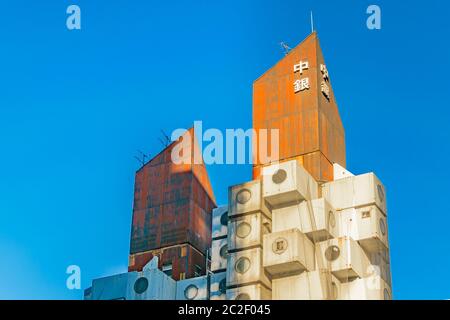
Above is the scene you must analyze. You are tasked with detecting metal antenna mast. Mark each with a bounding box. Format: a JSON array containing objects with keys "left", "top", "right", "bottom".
[
  {"left": 310, "top": 11, "right": 315, "bottom": 33},
  {"left": 134, "top": 150, "right": 148, "bottom": 167},
  {"left": 280, "top": 42, "right": 291, "bottom": 55},
  {"left": 159, "top": 129, "right": 171, "bottom": 147}
]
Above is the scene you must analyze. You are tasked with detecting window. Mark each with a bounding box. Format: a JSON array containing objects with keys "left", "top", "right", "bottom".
[
  {"left": 220, "top": 244, "right": 228, "bottom": 259},
  {"left": 219, "top": 279, "right": 226, "bottom": 294},
  {"left": 328, "top": 211, "right": 336, "bottom": 228},
  {"left": 362, "top": 211, "right": 371, "bottom": 219},
  {"left": 272, "top": 169, "right": 287, "bottom": 184},
  {"left": 220, "top": 212, "right": 228, "bottom": 226},
  {"left": 134, "top": 277, "right": 149, "bottom": 294},
  {"left": 236, "top": 222, "right": 252, "bottom": 239},
  {"left": 379, "top": 218, "right": 387, "bottom": 235},
  {"left": 325, "top": 246, "right": 340, "bottom": 261},
  {"left": 235, "top": 257, "right": 251, "bottom": 274},
  {"left": 377, "top": 184, "right": 385, "bottom": 203},
  {"left": 184, "top": 285, "right": 198, "bottom": 300},
  {"left": 272, "top": 238, "right": 288, "bottom": 255},
  {"left": 236, "top": 189, "right": 251, "bottom": 204}
]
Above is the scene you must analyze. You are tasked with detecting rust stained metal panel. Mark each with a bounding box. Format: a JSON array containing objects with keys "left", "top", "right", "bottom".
[
  {"left": 302, "top": 151, "right": 334, "bottom": 183},
  {"left": 130, "top": 127, "right": 216, "bottom": 257},
  {"left": 252, "top": 32, "right": 346, "bottom": 182},
  {"left": 128, "top": 244, "right": 206, "bottom": 280},
  {"left": 188, "top": 200, "right": 212, "bottom": 254},
  {"left": 131, "top": 196, "right": 209, "bottom": 254},
  {"left": 187, "top": 245, "right": 207, "bottom": 278}
]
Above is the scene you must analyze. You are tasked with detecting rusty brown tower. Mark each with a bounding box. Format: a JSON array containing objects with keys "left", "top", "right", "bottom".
[
  {"left": 252, "top": 32, "right": 346, "bottom": 182},
  {"left": 128, "top": 128, "right": 216, "bottom": 280}
]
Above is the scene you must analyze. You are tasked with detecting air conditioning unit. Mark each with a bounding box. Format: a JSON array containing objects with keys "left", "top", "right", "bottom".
[
  {"left": 211, "top": 238, "right": 228, "bottom": 272},
  {"left": 263, "top": 228, "right": 315, "bottom": 277},
  {"left": 227, "top": 248, "right": 271, "bottom": 289},
  {"left": 340, "top": 277, "right": 392, "bottom": 300},
  {"left": 272, "top": 270, "right": 341, "bottom": 300},
  {"left": 229, "top": 180, "right": 271, "bottom": 218},
  {"left": 262, "top": 160, "right": 318, "bottom": 208},
  {"left": 322, "top": 173, "right": 387, "bottom": 215},
  {"left": 226, "top": 284, "right": 272, "bottom": 300},
  {"left": 126, "top": 269, "right": 177, "bottom": 300},
  {"left": 228, "top": 212, "right": 272, "bottom": 252},
  {"left": 176, "top": 275, "right": 208, "bottom": 300},
  {"left": 210, "top": 272, "right": 226, "bottom": 300},
  {"left": 339, "top": 206, "right": 389, "bottom": 253},
  {"left": 212, "top": 205, "right": 229, "bottom": 240},
  {"left": 316, "top": 237, "right": 370, "bottom": 282}
]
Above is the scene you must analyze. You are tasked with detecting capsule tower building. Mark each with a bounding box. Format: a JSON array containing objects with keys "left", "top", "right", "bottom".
[
  {"left": 85, "top": 32, "right": 392, "bottom": 300},
  {"left": 220, "top": 32, "right": 392, "bottom": 300}
]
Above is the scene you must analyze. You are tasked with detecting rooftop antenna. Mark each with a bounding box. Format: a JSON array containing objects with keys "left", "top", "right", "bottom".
[
  {"left": 157, "top": 137, "right": 166, "bottom": 148},
  {"left": 280, "top": 42, "right": 291, "bottom": 55},
  {"left": 134, "top": 150, "right": 148, "bottom": 167},
  {"left": 310, "top": 11, "right": 315, "bottom": 33},
  {"left": 159, "top": 129, "right": 171, "bottom": 147}
]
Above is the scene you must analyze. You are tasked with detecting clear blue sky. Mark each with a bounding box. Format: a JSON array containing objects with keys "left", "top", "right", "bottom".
[{"left": 0, "top": 0, "right": 449, "bottom": 299}]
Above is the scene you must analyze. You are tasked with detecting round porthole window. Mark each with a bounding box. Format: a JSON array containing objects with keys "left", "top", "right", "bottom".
[
  {"left": 383, "top": 288, "right": 391, "bottom": 300},
  {"left": 235, "top": 293, "right": 251, "bottom": 300},
  {"left": 272, "top": 237, "right": 288, "bottom": 255},
  {"left": 236, "top": 222, "right": 252, "bottom": 238},
  {"left": 236, "top": 189, "right": 252, "bottom": 204},
  {"left": 328, "top": 211, "right": 336, "bottom": 228},
  {"left": 379, "top": 218, "right": 387, "bottom": 236},
  {"left": 220, "top": 244, "right": 228, "bottom": 259},
  {"left": 134, "top": 277, "right": 149, "bottom": 294},
  {"left": 219, "top": 279, "right": 226, "bottom": 294},
  {"left": 184, "top": 284, "right": 198, "bottom": 300},
  {"left": 377, "top": 184, "right": 385, "bottom": 203},
  {"left": 272, "top": 169, "right": 287, "bottom": 184},
  {"left": 325, "top": 245, "right": 341, "bottom": 261},
  {"left": 235, "top": 257, "right": 251, "bottom": 274},
  {"left": 220, "top": 212, "right": 228, "bottom": 226}
]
